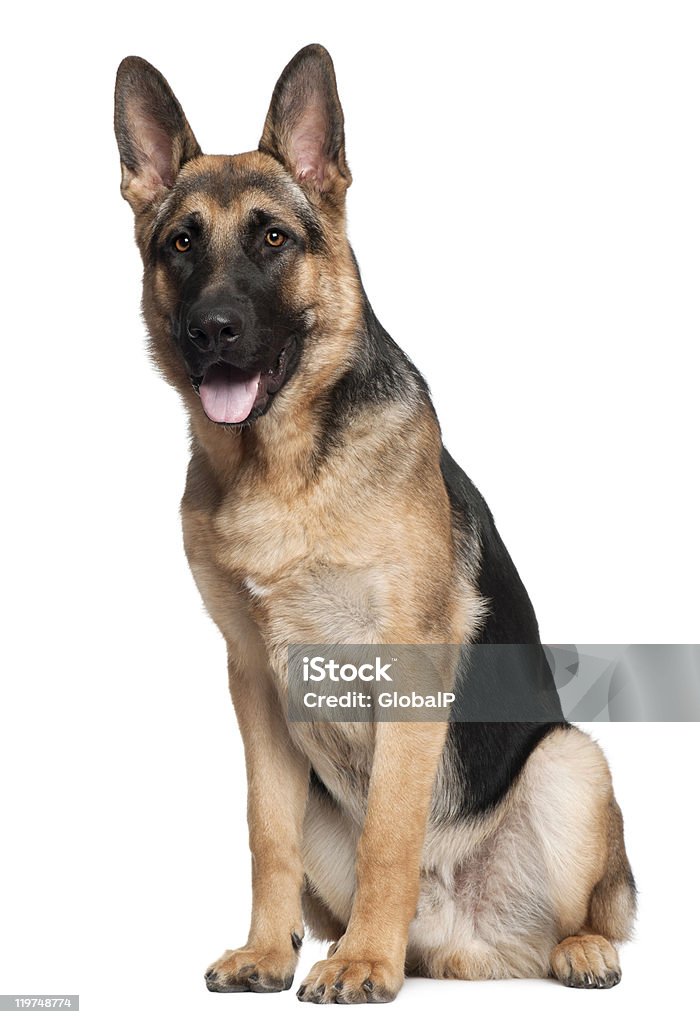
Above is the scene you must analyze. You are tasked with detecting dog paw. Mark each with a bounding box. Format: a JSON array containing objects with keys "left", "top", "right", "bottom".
[
  {"left": 551, "top": 935, "right": 621, "bottom": 989},
  {"left": 204, "top": 944, "right": 298, "bottom": 993},
  {"left": 296, "top": 952, "right": 403, "bottom": 1004}
]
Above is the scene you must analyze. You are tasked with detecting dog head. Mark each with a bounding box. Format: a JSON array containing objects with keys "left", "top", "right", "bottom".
[{"left": 114, "top": 45, "right": 360, "bottom": 427}]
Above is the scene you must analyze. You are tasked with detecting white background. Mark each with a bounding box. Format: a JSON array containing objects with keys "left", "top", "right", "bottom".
[{"left": 1, "top": 1, "right": 698, "bottom": 1021}]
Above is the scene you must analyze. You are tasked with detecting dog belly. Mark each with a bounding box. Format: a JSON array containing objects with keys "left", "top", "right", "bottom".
[{"left": 406, "top": 813, "right": 556, "bottom": 978}]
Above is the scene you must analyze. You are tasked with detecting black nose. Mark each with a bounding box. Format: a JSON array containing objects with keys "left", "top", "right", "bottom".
[{"left": 186, "top": 308, "right": 244, "bottom": 351}]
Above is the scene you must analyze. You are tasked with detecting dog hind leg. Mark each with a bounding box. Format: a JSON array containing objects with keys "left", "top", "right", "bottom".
[{"left": 550, "top": 794, "right": 636, "bottom": 989}]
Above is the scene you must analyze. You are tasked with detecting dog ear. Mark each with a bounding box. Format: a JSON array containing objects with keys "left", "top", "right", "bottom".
[
  {"left": 259, "top": 44, "right": 351, "bottom": 201},
  {"left": 114, "top": 57, "right": 201, "bottom": 215}
]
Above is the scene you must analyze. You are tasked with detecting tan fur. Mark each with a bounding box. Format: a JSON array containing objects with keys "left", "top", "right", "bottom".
[
  {"left": 139, "top": 154, "right": 632, "bottom": 997},
  {"left": 117, "top": 51, "right": 635, "bottom": 1002},
  {"left": 167, "top": 159, "right": 475, "bottom": 996}
]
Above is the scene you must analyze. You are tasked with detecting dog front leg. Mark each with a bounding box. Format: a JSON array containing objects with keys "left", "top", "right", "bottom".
[
  {"left": 205, "top": 659, "right": 309, "bottom": 994},
  {"left": 297, "top": 720, "right": 448, "bottom": 1003}
]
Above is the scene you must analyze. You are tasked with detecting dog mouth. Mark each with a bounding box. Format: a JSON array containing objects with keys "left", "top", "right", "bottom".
[{"left": 191, "top": 341, "right": 294, "bottom": 425}]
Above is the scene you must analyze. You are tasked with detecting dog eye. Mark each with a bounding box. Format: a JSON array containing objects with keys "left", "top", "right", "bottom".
[
  {"left": 264, "top": 229, "right": 287, "bottom": 248},
  {"left": 173, "top": 234, "right": 191, "bottom": 253}
]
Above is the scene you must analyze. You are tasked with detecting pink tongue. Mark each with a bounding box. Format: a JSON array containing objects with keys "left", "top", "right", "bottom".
[{"left": 199, "top": 365, "right": 261, "bottom": 424}]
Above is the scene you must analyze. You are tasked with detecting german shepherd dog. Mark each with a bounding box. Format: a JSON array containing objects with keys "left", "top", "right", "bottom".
[{"left": 114, "top": 45, "right": 636, "bottom": 1002}]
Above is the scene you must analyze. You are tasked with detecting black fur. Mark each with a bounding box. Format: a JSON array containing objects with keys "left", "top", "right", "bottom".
[{"left": 440, "top": 448, "right": 566, "bottom": 815}]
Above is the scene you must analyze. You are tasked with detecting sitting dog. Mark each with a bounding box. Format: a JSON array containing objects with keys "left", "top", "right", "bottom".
[{"left": 114, "top": 44, "right": 636, "bottom": 1003}]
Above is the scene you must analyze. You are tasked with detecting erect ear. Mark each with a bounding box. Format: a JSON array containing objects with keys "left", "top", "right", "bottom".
[
  {"left": 114, "top": 56, "right": 201, "bottom": 215},
  {"left": 259, "top": 44, "right": 351, "bottom": 201}
]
